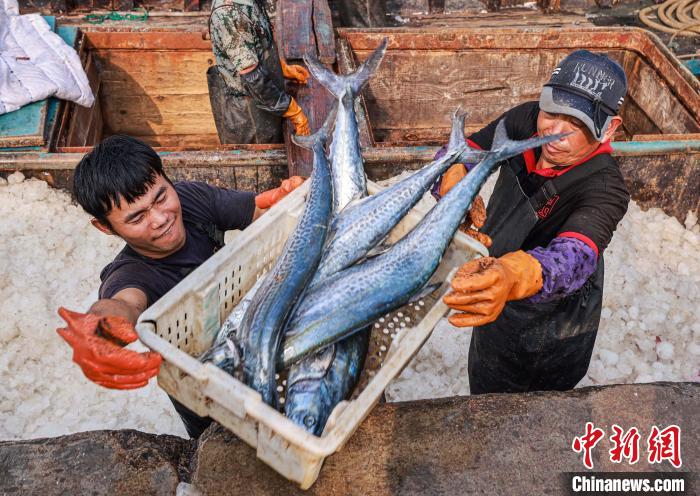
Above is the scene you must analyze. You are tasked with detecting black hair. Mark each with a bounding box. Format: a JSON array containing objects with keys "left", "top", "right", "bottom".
[{"left": 73, "top": 135, "right": 169, "bottom": 225}]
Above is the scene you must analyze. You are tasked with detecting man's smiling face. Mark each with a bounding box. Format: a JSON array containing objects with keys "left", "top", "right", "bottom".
[{"left": 98, "top": 174, "right": 186, "bottom": 259}]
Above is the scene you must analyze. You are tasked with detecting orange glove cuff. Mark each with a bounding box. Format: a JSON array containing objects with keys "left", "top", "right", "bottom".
[
  {"left": 255, "top": 176, "right": 306, "bottom": 209},
  {"left": 283, "top": 98, "right": 311, "bottom": 136},
  {"left": 500, "top": 250, "right": 543, "bottom": 300}
]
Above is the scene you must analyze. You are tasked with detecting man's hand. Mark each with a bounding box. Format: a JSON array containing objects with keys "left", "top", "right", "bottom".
[
  {"left": 255, "top": 176, "right": 306, "bottom": 210},
  {"left": 283, "top": 98, "right": 310, "bottom": 136},
  {"left": 280, "top": 58, "right": 310, "bottom": 85},
  {"left": 56, "top": 307, "right": 162, "bottom": 390},
  {"left": 443, "top": 251, "right": 543, "bottom": 327}
]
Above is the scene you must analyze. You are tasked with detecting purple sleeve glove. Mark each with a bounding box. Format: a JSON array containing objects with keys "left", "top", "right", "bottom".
[
  {"left": 430, "top": 145, "right": 477, "bottom": 201},
  {"left": 526, "top": 236, "right": 598, "bottom": 304}
]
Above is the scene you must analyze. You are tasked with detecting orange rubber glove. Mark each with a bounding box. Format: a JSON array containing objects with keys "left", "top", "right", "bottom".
[
  {"left": 443, "top": 250, "right": 543, "bottom": 327},
  {"left": 255, "top": 176, "right": 306, "bottom": 209},
  {"left": 439, "top": 163, "right": 467, "bottom": 197},
  {"left": 280, "top": 58, "right": 310, "bottom": 85},
  {"left": 284, "top": 98, "right": 310, "bottom": 136},
  {"left": 56, "top": 307, "right": 162, "bottom": 390}
]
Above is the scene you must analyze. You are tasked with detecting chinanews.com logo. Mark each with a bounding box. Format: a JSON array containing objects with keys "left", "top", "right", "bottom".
[{"left": 566, "top": 422, "right": 691, "bottom": 495}]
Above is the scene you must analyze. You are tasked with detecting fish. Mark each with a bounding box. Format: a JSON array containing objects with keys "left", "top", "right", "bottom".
[
  {"left": 234, "top": 112, "right": 335, "bottom": 407},
  {"left": 284, "top": 329, "right": 370, "bottom": 435},
  {"left": 304, "top": 37, "right": 389, "bottom": 215},
  {"left": 198, "top": 276, "right": 266, "bottom": 371},
  {"left": 282, "top": 110, "right": 479, "bottom": 434},
  {"left": 278, "top": 120, "right": 567, "bottom": 368},
  {"left": 311, "top": 107, "right": 485, "bottom": 284}
]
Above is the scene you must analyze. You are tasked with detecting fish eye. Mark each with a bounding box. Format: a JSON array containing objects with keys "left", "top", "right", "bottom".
[{"left": 304, "top": 415, "right": 316, "bottom": 428}]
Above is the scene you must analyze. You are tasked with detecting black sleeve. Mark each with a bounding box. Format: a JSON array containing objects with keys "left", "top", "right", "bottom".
[
  {"left": 557, "top": 167, "right": 630, "bottom": 255},
  {"left": 468, "top": 101, "right": 540, "bottom": 150},
  {"left": 175, "top": 182, "right": 256, "bottom": 232},
  {"left": 99, "top": 263, "right": 157, "bottom": 307}
]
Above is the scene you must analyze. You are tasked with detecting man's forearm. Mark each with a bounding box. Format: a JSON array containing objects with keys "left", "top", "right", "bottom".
[{"left": 88, "top": 298, "right": 142, "bottom": 325}]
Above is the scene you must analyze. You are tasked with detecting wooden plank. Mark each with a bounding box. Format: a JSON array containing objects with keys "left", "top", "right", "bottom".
[
  {"left": 622, "top": 51, "right": 700, "bottom": 135},
  {"left": 66, "top": 52, "right": 102, "bottom": 146},
  {"left": 278, "top": 0, "right": 315, "bottom": 61},
  {"left": 85, "top": 31, "right": 211, "bottom": 51},
  {"left": 138, "top": 133, "right": 222, "bottom": 148},
  {"left": 100, "top": 94, "right": 218, "bottom": 136},
  {"left": 312, "top": 0, "right": 335, "bottom": 64},
  {"left": 95, "top": 50, "right": 212, "bottom": 96}
]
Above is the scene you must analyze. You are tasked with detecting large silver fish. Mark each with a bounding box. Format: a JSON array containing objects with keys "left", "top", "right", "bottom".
[
  {"left": 304, "top": 38, "right": 389, "bottom": 214},
  {"left": 311, "top": 108, "right": 485, "bottom": 284},
  {"left": 199, "top": 276, "right": 266, "bottom": 371},
  {"left": 235, "top": 114, "right": 334, "bottom": 407},
  {"left": 284, "top": 329, "right": 370, "bottom": 435},
  {"left": 282, "top": 110, "right": 476, "bottom": 434},
  {"left": 279, "top": 121, "right": 567, "bottom": 368}
]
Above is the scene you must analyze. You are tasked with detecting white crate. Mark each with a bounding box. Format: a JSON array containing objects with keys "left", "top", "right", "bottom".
[{"left": 136, "top": 180, "right": 487, "bottom": 489}]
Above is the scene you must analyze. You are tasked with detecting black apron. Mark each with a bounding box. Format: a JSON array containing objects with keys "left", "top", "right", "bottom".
[
  {"left": 206, "top": 2, "right": 284, "bottom": 145},
  {"left": 468, "top": 159, "right": 607, "bottom": 394}
]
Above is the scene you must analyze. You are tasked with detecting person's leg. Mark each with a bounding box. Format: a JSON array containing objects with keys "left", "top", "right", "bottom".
[
  {"left": 529, "top": 330, "right": 598, "bottom": 392},
  {"left": 467, "top": 326, "right": 534, "bottom": 394},
  {"left": 207, "top": 65, "right": 283, "bottom": 144},
  {"left": 169, "top": 396, "right": 213, "bottom": 439}
]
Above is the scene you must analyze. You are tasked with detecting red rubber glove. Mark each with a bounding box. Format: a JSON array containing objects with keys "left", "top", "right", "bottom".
[
  {"left": 255, "top": 176, "right": 306, "bottom": 209},
  {"left": 56, "top": 307, "right": 162, "bottom": 390},
  {"left": 443, "top": 251, "right": 543, "bottom": 327}
]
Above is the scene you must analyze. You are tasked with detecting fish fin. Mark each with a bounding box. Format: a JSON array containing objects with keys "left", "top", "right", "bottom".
[
  {"left": 287, "top": 345, "right": 336, "bottom": 385},
  {"left": 348, "top": 37, "right": 389, "bottom": 96},
  {"left": 303, "top": 52, "right": 345, "bottom": 99},
  {"left": 447, "top": 105, "right": 467, "bottom": 151},
  {"left": 292, "top": 102, "right": 338, "bottom": 150},
  {"left": 490, "top": 118, "right": 570, "bottom": 163},
  {"left": 362, "top": 240, "right": 392, "bottom": 260},
  {"left": 407, "top": 282, "right": 442, "bottom": 304}
]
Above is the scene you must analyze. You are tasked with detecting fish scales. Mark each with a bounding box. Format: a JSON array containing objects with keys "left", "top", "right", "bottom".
[{"left": 279, "top": 121, "right": 567, "bottom": 368}]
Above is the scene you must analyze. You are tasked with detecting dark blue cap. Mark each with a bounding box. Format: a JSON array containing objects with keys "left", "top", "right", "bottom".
[{"left": 539, "top": 50, "right": 628, "bottom": 141}]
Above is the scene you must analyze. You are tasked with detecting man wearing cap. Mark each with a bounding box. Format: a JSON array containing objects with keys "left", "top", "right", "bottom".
[{"left": 436, "top": 50, "right": 630, "bottom": 394}]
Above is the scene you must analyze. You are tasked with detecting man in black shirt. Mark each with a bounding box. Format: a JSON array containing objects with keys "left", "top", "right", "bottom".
[
  {"left": 438, "top": 50, "right": 630, "bottom": 394},
  {"left": 56, "top": 135, "right": 304, "bottom": 437}
]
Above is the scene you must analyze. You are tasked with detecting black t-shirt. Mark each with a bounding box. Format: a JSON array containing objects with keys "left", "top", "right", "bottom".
[
  {"left": 469, "top": 101, "right": 630, "bottom": 256},
  {"left": 99, "top": 181, "right": 256, "bottom": 306}
]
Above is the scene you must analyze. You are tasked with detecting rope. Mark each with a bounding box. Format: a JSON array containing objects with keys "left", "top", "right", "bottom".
[
  {"left": 84, "top": 8, "right": 149, "bottom": 24},
  {"left": 639, "top": 0, "right": 700, "bottom": 38}
]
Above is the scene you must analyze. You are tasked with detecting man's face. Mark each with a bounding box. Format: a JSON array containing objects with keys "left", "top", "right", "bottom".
[
  {"left": 98, "top": 174, "right": 186, "bottom": 259},
  {"left": 536, "top": 111, "right": 600, "bottom": 167}
]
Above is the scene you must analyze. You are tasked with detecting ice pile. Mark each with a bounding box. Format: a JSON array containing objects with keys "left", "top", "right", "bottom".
[
  {"left": 382, "top": 170, "right": 700, "bottom": 402},
  {"left": 0, "top": 173, "right": 188, "bottom": 440}
]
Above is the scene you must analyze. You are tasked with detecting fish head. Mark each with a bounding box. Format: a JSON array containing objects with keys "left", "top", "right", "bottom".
[{"left": 285, "top": 383, "right": 325, "bottom": 435}]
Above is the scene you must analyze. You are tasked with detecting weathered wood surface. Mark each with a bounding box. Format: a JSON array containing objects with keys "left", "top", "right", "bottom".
[
  {"left": 1, "top": 384, "right": 695, "bottom": 495},
  {"left": 3, "top": 145, "right": 698, "bottom": 222},
  {"left": 278, "top": 0, "right": 336, "bottom": 176},
  {"left": 337, "top": 28, "right": 700, "bottom": 145}
]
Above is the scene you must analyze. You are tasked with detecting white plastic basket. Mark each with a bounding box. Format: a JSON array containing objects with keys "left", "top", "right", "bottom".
[{"left": 136, "top": 180, "right": 487, "bottom": 489}]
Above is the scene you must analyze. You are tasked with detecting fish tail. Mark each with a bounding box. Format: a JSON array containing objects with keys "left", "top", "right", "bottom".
[
  {"left": 491, "top": 118, "right": 569, "bottom": 161},
  {"left": 348, "top": 37, "right": 389, "bottom": 96},
  {"left": 291, "top": 102, "right": 338, "bottom": 150},
  {"left": 446, "top": 105, "right": 468, "bottom": 156},
  {"left": 304, "top": 37, "right": 388, "bottom": 99}
]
